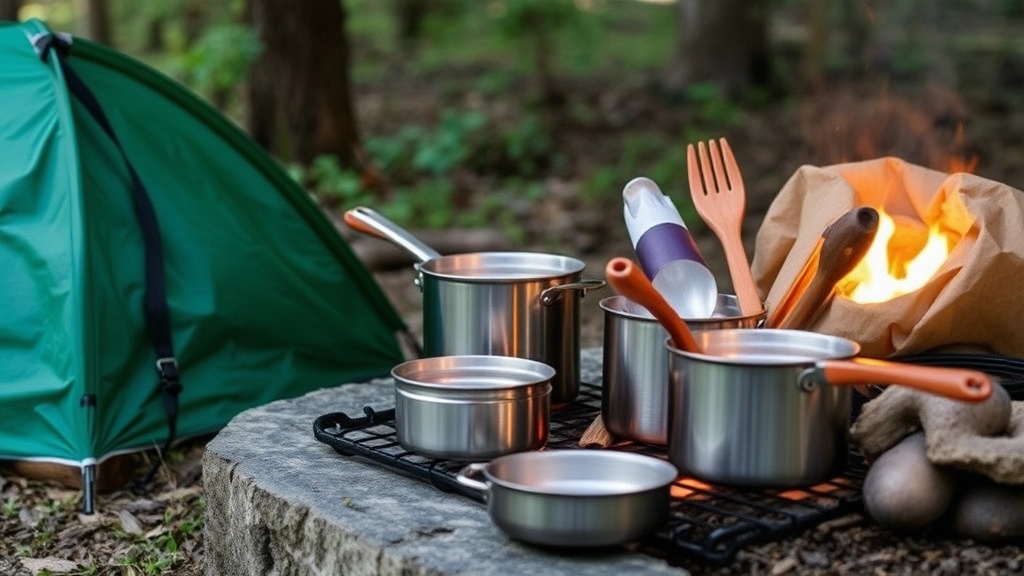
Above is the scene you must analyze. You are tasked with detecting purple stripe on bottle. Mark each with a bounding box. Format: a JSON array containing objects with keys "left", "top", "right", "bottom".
[{"left": 635, "top": 222, "right": 708, "bottom": 279}]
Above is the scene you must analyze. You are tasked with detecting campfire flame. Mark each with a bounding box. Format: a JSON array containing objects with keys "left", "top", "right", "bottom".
[{"left": 839, "top": 207, "right": 952, "bottom": 304}]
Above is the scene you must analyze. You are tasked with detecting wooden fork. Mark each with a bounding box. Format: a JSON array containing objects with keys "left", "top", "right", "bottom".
[{"left": 687, "top": 138, "right": 763, "bottom": 316}]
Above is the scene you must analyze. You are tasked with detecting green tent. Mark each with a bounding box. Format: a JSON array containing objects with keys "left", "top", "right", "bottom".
[{"left": 0, "top": 19, "right": 408, "bottom": 508}]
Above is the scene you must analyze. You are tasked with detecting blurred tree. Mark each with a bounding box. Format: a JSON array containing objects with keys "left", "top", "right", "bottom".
[
  {"left": 244, "top": 0, "right": 360, "bottom": 168},
  {"left": 804, "top": 0, "right": 827, "bottom": 89},
  {"left": 497, "top": 0, "right": 583, "bottom": 107},
  {"left": 393, "top": 0, "right": 428, "bottom": 54},
  {"left": 664, "top": 0, "right": 771, "bottom": 95},
  {"left": 183, "top": 0, "right": 205, "bottom": 45},
  {"left": 144, "top": 14, "right": 165, "bottom": 52},
  {"left": 74, "top": 0, "right": 112, "bottom": 45},
  {"left": 0, "top": 0, "right": 22, "bottom": 21}
]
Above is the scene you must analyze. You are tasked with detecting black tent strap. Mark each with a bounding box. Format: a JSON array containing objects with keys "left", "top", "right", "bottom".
[{"left": 34, "top": 33, "right": 181, "bottom": 474}]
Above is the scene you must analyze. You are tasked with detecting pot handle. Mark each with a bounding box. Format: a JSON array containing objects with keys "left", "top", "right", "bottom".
[
  {"left": 455, "top": 463, "right": 490, "bottom": 499},
  {"left": 801, "top": 358, "right": 992, "bottom": 402},
  {"left": 540, "top": 279, "right": 607, "bottom": 305},
  {"left": 343, "top": 206, "right": 442, "bottom": 264}
]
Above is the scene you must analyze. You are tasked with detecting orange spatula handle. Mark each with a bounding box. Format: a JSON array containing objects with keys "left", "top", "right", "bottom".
[{"left": 605, "top": 257, "right": 702, "bottom": 353}]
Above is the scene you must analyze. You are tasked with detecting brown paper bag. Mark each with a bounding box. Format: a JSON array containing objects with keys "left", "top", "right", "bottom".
[{"left": 752, "top": 157, "right": 1024, "bottom": 358}]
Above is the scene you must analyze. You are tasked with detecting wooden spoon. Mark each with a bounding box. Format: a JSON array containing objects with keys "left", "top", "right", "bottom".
[
  {"left": 605, "top": 257, "right": 702, "bottom": 353},
  {"left": 772, "top": 206, "right": 880, "bottom": 330}
]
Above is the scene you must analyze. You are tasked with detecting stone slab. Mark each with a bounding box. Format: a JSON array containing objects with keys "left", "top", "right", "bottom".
[{"left": 203, "top": 348, "right": 689, "bottom": 576}]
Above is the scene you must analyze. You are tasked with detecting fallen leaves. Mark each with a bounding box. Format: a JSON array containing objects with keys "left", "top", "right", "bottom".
[{"left": 1, "top": 439, "right": 208, "bottom": 576}]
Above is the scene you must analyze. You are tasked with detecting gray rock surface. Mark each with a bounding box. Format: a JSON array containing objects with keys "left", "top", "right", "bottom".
[{"left": 203, "top": 348, "right": 689, "bottom": 576}]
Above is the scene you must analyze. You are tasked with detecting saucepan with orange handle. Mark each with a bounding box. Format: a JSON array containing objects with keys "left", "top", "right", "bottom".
[{"left": 665, "top": 328, "right": 992, "bottom": 487}]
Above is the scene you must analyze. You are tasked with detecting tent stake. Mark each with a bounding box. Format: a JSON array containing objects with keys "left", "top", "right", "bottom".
[{"left": 82, "top": 464, "right": 96, "bottom": 514}]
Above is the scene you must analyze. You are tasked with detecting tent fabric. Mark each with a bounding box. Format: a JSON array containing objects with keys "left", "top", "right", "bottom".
[{"left": 0, "top": 20, "right": 407, "bottom": 470}]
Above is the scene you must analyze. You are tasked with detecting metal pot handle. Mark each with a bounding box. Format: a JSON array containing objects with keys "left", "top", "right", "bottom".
[
  {"left": 343, "top": 206, "right": 442, "bottom": 264},
  {"left": 455, "top": 463, "right": 490, "bottom": 499},
  {"left": 541, "top": 279, "right": 607, "bottom": 305},
  {"left": 797, "top": 358, "right": 991, "bottom": 401}
]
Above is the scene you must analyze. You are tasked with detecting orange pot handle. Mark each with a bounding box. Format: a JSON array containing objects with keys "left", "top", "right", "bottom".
[
  {"left": 811, "top": 358, "right": 991, "bottom": 402},
  {"left": 343, "top": 206, "right": 389, "bottom": 239}
]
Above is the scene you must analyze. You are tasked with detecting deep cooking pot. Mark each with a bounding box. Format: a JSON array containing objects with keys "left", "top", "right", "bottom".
[
  {"left": 392, "top": 355, "right": 553, "bottom": 460},
  {"left": 600, "top": 294, "right": 763, "bottom": 445},
  {"left": 346, "top": 207, "right": 604, "bottom": 406},
  {"left": 456, "top": 450, "right": 678, "bottom": 547},
  {"left": 666, "top": 329, "right": 992, "bottom": 487}
]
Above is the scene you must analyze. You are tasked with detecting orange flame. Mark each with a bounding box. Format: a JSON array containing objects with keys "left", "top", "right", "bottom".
[{"left": 839, "top": 207, "right": 953, "bottom": 304}]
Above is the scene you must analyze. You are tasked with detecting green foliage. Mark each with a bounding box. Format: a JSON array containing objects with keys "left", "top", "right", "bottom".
[
  {"left": 104, "top": 489, "right": 205, "bottom": 576},
  {"left": 496, "top": 0, "right": 598, "bottom": 82},
  {"left": 179, "top": 23, "right": 262, "bottom": 101},
  {"left": 496, "top": 0, "right": 582, "bottom": 40},
  {"left": 2, "top": 498, "right": 16, "bottom": 518},
  {"left": 578, "top": 131, "right": 700, "bottom": 227},
  {"left": 685, "top": 82, "right": 740, "bottom": 126},
  {"left": 304, "top": 155, "right": 375, "bottom": 207},
  {"left": 472, "top": 69, "right": 515, "bottom": 97},
  {"left": 499, "top": 114, "right": 554, "bottom": 177},
  {"left": 292, "top": 107, "right": 556, "bottom": 238},
  {"left": 385, "top": 180, "right": 456, "bottom": 228},
  {"left": 411, "top": 110, "right": 488, "bottom": 174},
  {"left": 362, "top": 110, "right": 488, "bottom": 179}
]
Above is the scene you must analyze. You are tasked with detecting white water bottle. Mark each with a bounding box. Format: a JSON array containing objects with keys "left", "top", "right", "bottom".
[{"left": 622, "top": 177, "right": 717, "bottom": 318}]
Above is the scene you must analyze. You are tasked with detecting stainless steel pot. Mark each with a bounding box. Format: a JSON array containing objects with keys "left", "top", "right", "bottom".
[
  {"left": 666, "top": 329, "right": 992, "bottom": 487},
  {"left": 456, "top": 450, "right": 678, "bottom": 547},
  {"left": 600, "top": 294, "right": 763, "bottom": 444},
  {"left": 346, "top": 207, "right": 604, "bottom": 406},
  {"left": 393, "top": 355, "right": 553, "bottom": 460}
]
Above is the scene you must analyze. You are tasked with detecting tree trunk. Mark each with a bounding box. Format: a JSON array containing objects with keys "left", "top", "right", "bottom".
[
  {"left": 0, "top": 0, "right": 22, "bottom": 21},
  {"left": 804, "top": 0, "right": 828, "bottom": 90},
  {"left": 73, "top": 0, "right": 112, "bottom": 45},
  {"left": 664, "top": 0, "right": 770, "bottom": 96},
  {"left": 393, "top": 0, "right": 429, "bottom": 55},
  {"left": 144, "top": 16, "right": 165, "bottom": 53},
  {"left": 183, "top": 0, "right": 206, "bottom": 47},
  {"left": 245, "top": 0, "right": 360, "bottom": 168}
]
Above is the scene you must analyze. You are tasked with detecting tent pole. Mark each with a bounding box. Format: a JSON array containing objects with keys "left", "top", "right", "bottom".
[{"left": 82, "top": 464, "right": 96, "bottom": 514}]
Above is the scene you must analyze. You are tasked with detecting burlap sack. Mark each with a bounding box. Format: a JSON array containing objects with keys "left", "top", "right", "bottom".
[{"left": 751, "top": 157, "right": 1024, "bottom": 358}]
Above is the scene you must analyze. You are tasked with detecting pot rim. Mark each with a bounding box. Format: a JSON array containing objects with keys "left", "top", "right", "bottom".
[
  {"left": 419, "top": 251, "right": 585, "bottom": 282},
  {"left": 665, "top": 328, "right": 861, "bottom": 366},
  {"left": 392, "top": 355, "right": 556, "bottom": 391},
  {"left": 482, "top": 450, "right": 678, "bottom": 496},
  {"left": 599, "top": 294, "right": 764, "bottom": 325}
]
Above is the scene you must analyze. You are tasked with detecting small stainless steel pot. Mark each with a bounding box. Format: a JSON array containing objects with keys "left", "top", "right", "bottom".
[
  {"left": 665, "top": 329, "right": 992, "bottom": 487},
  {"left": 456, "top": 450, "right": 678, "bottom": 547},
  {"left": 347, "top": 207, "right": 604, "bottom": 407},
  {"left": 393, "top": 355, "right": 554, "bottom": 460},
  {"left": 600, "top": 294, "right": 763, "bottom": 444}
]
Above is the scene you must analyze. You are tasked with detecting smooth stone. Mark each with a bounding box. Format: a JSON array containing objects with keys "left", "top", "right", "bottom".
[{"left": 203, "top": 348, "right": 689, "bottom": 576}]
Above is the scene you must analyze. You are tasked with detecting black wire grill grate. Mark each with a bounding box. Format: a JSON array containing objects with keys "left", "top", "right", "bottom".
[
  {"left": 312, "top": 353, "right": 1024, "bottom": 566},
  {"left": 313, "top": 382, "right": 866, "bottom": 565}
]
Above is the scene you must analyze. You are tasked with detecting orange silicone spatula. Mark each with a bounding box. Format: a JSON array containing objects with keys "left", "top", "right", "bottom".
[{"left": 605, "top": 257, "right": 702, "bottom": 353}]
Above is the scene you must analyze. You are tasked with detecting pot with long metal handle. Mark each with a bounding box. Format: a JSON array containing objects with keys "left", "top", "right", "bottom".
[
  {"left": 666, "top": 328, "right": 992, "bottom": 487},
  {"left": 344, "top": 206, "right": 605, "bottom": 406}
]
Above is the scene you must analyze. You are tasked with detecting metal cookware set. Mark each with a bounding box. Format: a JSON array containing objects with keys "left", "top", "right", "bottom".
[{"left": 344, "top": 200, "right": 994, "bottom": 549}]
